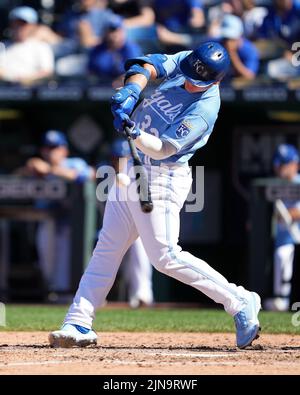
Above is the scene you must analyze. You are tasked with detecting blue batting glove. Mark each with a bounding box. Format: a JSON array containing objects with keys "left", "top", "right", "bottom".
[
  {"left": 111, "top": 83, "right": 141, "bottom": 117},
  {"left": 126, "top": 125, "right": 141, "bottom": 140},
  {"left": 113, "top": 112, "right": 134, "bottom": 133}
]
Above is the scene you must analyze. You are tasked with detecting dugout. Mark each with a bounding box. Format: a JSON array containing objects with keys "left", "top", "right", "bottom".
[
  {"left": 0, "top": 83, "right": 300, "bottom": 304},
  {"left": 0, "top": 177, "right": 96, "bottom": 301},
  {"left": 249, "top": 178, "right": 300, "bottom": 307}
]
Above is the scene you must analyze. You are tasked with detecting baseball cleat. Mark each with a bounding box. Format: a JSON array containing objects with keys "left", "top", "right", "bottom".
[
  {"left": 234, "top": 292, "right": 261, "bottom": 349},
  {"left": 49, "top": 323, "right": 97, "bottom": 348}
]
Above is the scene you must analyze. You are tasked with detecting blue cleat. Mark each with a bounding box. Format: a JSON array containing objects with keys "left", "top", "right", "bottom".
[
  {"left": 234, "top": 292, "right": 261, "bottom": 349},
  {"left": 49, "top": 323, "right": 97, "bottom": 348}
]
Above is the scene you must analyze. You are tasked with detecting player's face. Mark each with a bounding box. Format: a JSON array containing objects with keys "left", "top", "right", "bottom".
[
  {"left": 274, "top": 0, "right": 292, "bottom": 11},
  {"left": 41, "top": 146, "right": 68, "bottom": 165},
  {"left": 274, "top": 161, "right": 299, "bottom": 180},
  {"left": 80, "top": 0, "right": 98, "bottom": 10},
  {"left": 11, "top": 20, "right": 33, "bottom": 42},
  {"left": 106, "top": 28, "right": 126, "bottom": 49},
  {"left": 184, "top": 80, "right": 216, "bottom": 93}
]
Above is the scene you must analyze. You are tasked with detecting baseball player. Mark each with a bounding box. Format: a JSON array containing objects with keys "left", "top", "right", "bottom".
[
  {"left": 264, "top": 144, "right": 300, "bottom": 311},
  {"left": 49, "top": 41, "right": 261, "bottom": 349},
  {"left": 25, "top": 130, "right": 94, "bottom": 300}
]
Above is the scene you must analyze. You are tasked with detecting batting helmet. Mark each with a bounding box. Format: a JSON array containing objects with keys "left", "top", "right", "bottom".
[
  {"left": 42, "top": 130, "right": 68, "bottom": 147},
  {"left": 273, "top": 144, "right": 299, "bottom": 166},
  {"left": 179, "top": 41, "right": 230, "bottom": 87}
]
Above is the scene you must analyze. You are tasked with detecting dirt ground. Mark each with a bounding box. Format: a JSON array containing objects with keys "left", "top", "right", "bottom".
[{"left": 0, "top": 332, "right": 300, "bottom": 375}]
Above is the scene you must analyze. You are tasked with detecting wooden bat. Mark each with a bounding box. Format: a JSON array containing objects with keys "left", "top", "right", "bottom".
[{"left": 124, "top": 126, "right": 153, "bottom": 213}]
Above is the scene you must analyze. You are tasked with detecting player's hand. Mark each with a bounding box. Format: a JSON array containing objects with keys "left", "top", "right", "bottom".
[
  {"left": 111, "top": 83, "right": 141, "bottom": 117},
  {"left": 223, "top": 38, "right": 239, "bottom": 52},
  {"left": 113, "top": 111, "right": 134, "bottom": 133},
  {"left": 26, "top": 158, "right": 51, "bottom": 176}
]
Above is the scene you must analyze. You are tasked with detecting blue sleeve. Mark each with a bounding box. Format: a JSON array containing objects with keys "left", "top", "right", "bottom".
[
  {"left": 66, "top": 158, "right": 93, "bottom": 183},
  {"left": 88, "top": 46, "right": 101, "bottom": 72},
  {"left": 125, "top": 42, "right": 143, "bottom": 59},
  {"left": 240, "top": 42, "right": 259, "bottom": 74},
  {"left": 187, "top": 0, "right": 203, "bottom": 9},
  {"left": 257, "top": 11, "right": 271, "bottom": 38},
  {"left": 244, "top": 53, "right": 259, "bottom": 74},
  {"left": 294, "top": 0, "right": 300, "bottom": 12},
  {"left": 125, "top": 51, "right": 191, "bottom": 79},
  {"left": 160, "top": 114, "right": 209, "bottom": 152}
]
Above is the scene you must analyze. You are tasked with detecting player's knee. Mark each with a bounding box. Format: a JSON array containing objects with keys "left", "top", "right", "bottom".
[{"left": 150, "top": 251, "right": 174, "bottom": 274}]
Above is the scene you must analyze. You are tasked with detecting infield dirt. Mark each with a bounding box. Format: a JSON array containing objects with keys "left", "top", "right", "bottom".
[{"left": 0, "top": 332, "right": 300, "bottom": 375}]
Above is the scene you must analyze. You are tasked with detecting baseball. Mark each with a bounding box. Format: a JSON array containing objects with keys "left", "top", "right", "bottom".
[{"left": 116, "top": 172, "right": 131, "bottom": 187}]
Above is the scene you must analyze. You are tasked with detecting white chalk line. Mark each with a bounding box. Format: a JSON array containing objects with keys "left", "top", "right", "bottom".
[
  {"left": 145, "top": 352, "right": 231, "bottom": 358},
  {"left": 0, "top": 352, "right": 233, "bottom": 369},
  {"left": 0, "top": 359, "right": 257, "bottom": 369},
  {"left": 0, "top": 360, "right": 76, "bottom": 367},
  {"left": 0, "top": 358, "right": 298, "bottom": 369}
]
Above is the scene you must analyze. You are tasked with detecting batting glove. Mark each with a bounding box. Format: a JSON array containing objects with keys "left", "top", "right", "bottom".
[
  {"left": 113, "top": 111, "right": 134, "bottom": 132},
  {"left": 113, "top": 113, "right": 140, "bottom": 139},
  {"left": 111, "top": 83, "right": 141, "bottom": 117},
  {"left": 126, "top": 124, "right": 141, "bottom": 140}
]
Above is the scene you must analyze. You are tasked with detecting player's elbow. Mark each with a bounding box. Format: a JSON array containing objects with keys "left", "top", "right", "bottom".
[
  {"left": 149, "top": 141, "right": 177, "bottom": 160},
  {"left": 143, "top": 63, "right": 157, "bottom": 80}
]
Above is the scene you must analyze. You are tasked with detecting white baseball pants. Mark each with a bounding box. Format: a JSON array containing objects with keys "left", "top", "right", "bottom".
[
  {"left": 37, "top": 221, "right": 71, "bottom": 292},
  {"left": 65, "top": 163, "right": 250, "bottom": 328},
  {"left": 274, "top": 243, "right": 294, "bottom": 298}
]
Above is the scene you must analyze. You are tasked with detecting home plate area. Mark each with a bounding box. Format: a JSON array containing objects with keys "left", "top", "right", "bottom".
[{"left": 0, "top": 332, "right": 300, "bottom": 374}]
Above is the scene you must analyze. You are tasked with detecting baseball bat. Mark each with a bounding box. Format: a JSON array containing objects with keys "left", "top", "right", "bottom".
[
  {"left": 124, "top": 126, "right": 153, "bottom": 213},
  {"left": 275, "top": 199, "right": 300, "bottom": 243}
]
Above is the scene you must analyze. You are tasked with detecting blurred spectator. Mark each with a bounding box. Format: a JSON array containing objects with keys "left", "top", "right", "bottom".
[
  {"left": 108, "top": 0, "right": 156, "bottom": 52},
  {"left": 264, "top": 144, "right": 300, "bottom": 311},
  {"left": 207, "top": 0, "right": 241, "bottom": 38},
  {"left": 219, "top": 14, "right": 259, "bottom": 80},
  {"left": 55, "top": 0, "right": 120, "bottom": 77},
  {"left": 58, "top": 0, "right": 116, "bottom": 49},
  {"left": 0, "top": 6, "right": 54, "bottom": 84},
  {"left": 88, "top": 15, "right": 142, "bottom": 82},
  {"left": 242, "top": 0, "right": 268, "bottom": 39},
  {"left": 154, "top": 0, "right": 204, "bottom": 32},
  {"left": 8, "top": 7, "right": 63, "bottom": 46},
  {"left": 20, "top": 130, "right": 95, "bottom": 301},
  {"left": 258, "top": 0, "right": 300, "bottom": 45},
  {"left": 153, "top": 0, "right": 205, "bottom": 51},
  {"left": 108, "top": 0, "right": 154, "bottom": 28},
  {"left": 256, "top": 0, "right": 300, "bottom": 80},
  {"left": 266, "top": 47, "right": 300, "bottom": 80},
  {"left": 207, "top": 0, "right": 267, "bottom": 40},
  {"left": 5, "top": 6, "right": 71, "bottom": 60}
]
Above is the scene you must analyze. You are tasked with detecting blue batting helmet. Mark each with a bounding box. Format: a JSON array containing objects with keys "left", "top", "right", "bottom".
[
  {"left": 42, "top": 130, "right": 68, "bottom": 147},
  {"left": 179, "top": 41, "right": 230, "bottom": 87},
  {"left": 273, "top": 144, "right": 299, "bottom": 166}
]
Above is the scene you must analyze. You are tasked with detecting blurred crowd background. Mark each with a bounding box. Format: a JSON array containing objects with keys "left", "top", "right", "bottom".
[
  {"left": 0, "top": 0, "right": 299, "bottom": 85},
  {"left": 0, "top": 1, "right": 300, "bottom": 312}
]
